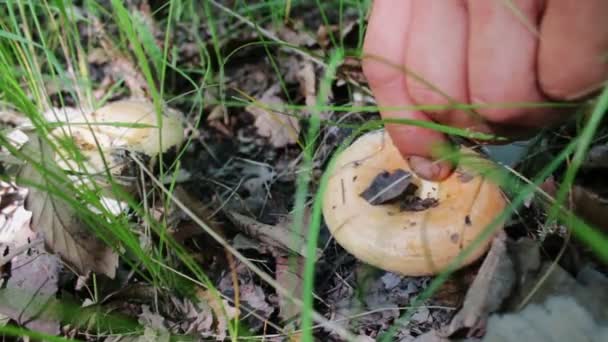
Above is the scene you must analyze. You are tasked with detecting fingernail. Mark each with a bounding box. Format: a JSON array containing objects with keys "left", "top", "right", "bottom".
[{"left": 408, "top": 156, "right": 452, "bottom": 181}]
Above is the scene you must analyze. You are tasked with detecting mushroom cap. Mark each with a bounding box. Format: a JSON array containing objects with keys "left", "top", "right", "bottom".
[
  {"left": 322, "top": 130, "right": 507, "bottom": 276},
  {"left": 91, "top": 99, "right": 185, "bottom": 156},
  {"left": 49, "top": 99, "right": 185, "bottom": 175}
]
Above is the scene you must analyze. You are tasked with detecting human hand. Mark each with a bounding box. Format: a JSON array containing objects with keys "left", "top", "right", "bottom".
[{"left": 362, "top": 0, "right": 608, "bottom": 180}]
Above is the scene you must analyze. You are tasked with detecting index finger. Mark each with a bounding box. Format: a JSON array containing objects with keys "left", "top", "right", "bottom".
[{"left": 362, "top": 0, "right": 453, "bottom": 180}]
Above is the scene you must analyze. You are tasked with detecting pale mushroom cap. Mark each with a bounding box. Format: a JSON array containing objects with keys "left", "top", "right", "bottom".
[
  {"left": 322, "top": 130, "right": 507, "bottom": 276},
  {"left": 91, "top": 99, "right": 185, "bottom": 156},
  {"left": 49, "top": 99, "right": 185, "bottom": 175}
]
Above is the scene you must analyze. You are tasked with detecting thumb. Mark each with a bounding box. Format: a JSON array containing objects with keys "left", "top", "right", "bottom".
[{"left": 384, "top": 122, "right": 454, "bottom": 181}]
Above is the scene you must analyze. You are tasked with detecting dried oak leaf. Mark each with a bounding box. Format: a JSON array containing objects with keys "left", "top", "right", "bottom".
[
  {"left": 0, "top": 247, "right": 61, "bottom": 335},
  {"left": 245, "top": 86, "right": 300, "bottom": 148},
  {"left": 16, "top": 135, "right": 118, "bottom": 278}
]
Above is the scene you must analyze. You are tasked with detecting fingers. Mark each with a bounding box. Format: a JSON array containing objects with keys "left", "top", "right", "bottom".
[
  {"left": 467, "top": 0, "right": 557, "bottom": 128},
  {"left": 406, "top": 0, "right": 485, "bottom": 131},
  {"left": 363, "top": 0, "right": 453, "bottom": 180},
  {"left": 539, "top": 0, "right": 608, "bottom": 100}
]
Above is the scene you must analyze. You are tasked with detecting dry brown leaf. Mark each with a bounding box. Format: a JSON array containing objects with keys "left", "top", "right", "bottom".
[
  {"left": 444, "top": 231, "right": 515, "bottom": 337},
  {"left": 136, "top": 305, "right": 171, "bottom": 342},
  {"left": 0, "top": 247, "right": 61, "bottom": 335},
  {"left": 0, "top": 181, "right": 34, "bottom": 247},
  {"left": 276, "top": 23, "right": 316, "bottom": 47},
  {"left": 240, "top": 282, "right": 274, "bottom": 318},
  {"left": 90, "top": 15, "right": 149, "bottom": 98},
  {"left": 275, "top": 255, "right": 306, "bottom": 325},
  {"left": 195, "top": 288, "right": 239, "bottom": 340},
  {"left": 16, "top": 135, "right": 119, "bottom": 278},
  {"left": 110, "top": 55, "right": 149, "bottom": 97},
  {"left": 297, "top": 61, "right": 317, "bottom": 109},
  {"left": 245, "top": 86, "right": 300, "bottom": 148}
]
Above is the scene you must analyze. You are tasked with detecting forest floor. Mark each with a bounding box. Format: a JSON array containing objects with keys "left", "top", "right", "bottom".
[{"left": 0, "top": 1, "right": 607, "bottom": 341}]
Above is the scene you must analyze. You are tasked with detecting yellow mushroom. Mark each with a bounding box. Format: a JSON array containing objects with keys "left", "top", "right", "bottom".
[{"left": 322, "top": 130, "right": 507, "bottom": 276}]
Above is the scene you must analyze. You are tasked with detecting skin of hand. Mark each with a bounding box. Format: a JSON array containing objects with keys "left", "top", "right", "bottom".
[{"left": 362, "top": 0, "right": 608, "bottom": 181}]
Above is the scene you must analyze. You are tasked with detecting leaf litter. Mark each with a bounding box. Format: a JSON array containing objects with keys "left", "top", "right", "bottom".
[
  {"left": 0, "top": 1, "right": 607, "bottom": 341},
  {"left": 245, "top": 84, "right": 302, "bottom": 149}
]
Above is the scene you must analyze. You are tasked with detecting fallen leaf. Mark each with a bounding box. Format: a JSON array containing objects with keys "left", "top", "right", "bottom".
[
  {"left": 276, "top": 23, "right": 316, "bottom": 47},
  {"left": 297, "top": 61, "right": 316, "bottom": 108},
  {"left": 0, "top": 110, "right": 29, "bottom": 127},
  {"left": 16, "top": 135, "right": 119, "bottom": 278},
  {"left": 295, "top": 60, "right": 332, "bottom": 120},
  {"left": 138, "top": 305, "right": 168, "bottom": 332},
  {"left": 381, "top": 273, "right": 402, "bottom": 290},
  {"left": 246, "top": 86, "right": 300, "bottom": 148},
  {"left": 195, "top": 288, "right": 239, "bottom": 341},
  {"left": 444, "top": 232, "right": 515, "bottom": 337},
  {"left": 4, "top": 129, "right": 29, "bottom": 150},
  {"left": 275, "top": 255, "right": 306, "bottom": 324},
  {"left": 136, "top": 305, "right": 170, "bottom": 342},
  {"left": 0, "top": 182, "right": 35, "bottom": 247},
  {"left": 240, "top": 283, "right": 274, "bottom": 318},
  {"left": 179, "top": 297, "right": 214, "bottom": 336},
  {"left": 136, "top": 326, "right": 171, "bottom": 342},
  {"left": 95, "top": 23, "right": 149, "bottom": 97},
  {"left": 331, "top": 264, "right": 434, "bottom": 339},
  {"left": 0, "top": 246, "right": 61, "bottom": 335}
]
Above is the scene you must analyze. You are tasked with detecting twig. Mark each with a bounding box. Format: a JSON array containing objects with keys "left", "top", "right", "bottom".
[{"left": 130, "top": 155, "right": 357, "bottom": 341}]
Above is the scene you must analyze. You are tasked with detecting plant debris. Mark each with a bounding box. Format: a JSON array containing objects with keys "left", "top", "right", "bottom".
[
  {"left": 0, "top": 1, "right": 606, "bottom": 341},
  {"left": 16, "top": 135, "right": 119, "bottom": 279},
  {"left": 359, "top": 169, "right": 413, "bottom": 205},
  {"left": 398, "top": 185, "right": 440, "bottom": 212},
  {"left": 245, "top": 85, "right": 301, "bottom": 148},
  {"left": 359, "top": 169, "right": 440, "bottom": 211},
  {"left": 0, "top": 247, "right": 61, "bottom": 335}
]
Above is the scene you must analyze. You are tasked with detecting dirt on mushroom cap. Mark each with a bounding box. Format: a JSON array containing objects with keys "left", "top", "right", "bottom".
[{"left": 322, "top": 130, "right": 507, "bottom": 276}]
